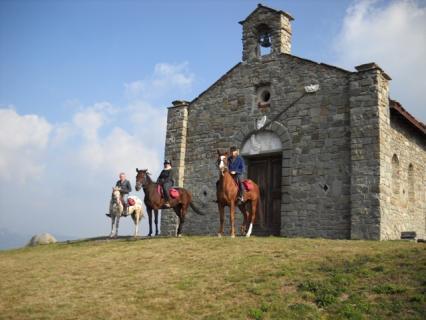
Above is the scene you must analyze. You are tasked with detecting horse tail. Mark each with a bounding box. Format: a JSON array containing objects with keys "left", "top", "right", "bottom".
[
  {"left": 190, "top": 202, "right": 206, "bottom": 216},
  {"left": 257, "top": 190, "right": 265, "bottom": 229}
]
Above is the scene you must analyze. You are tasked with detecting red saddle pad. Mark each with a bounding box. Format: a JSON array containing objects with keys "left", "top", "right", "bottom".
[
  {"left": 242, "top": 180, "right": 254, "bottom": 191},
  {"left": 169, "top": 188, "right": 180, "bottom": 199},
  {"left": 157, "top": 185, "right": 179, "bottom": 199}
]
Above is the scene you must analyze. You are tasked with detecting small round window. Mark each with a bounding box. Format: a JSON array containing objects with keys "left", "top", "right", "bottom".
[
  {"left": 260, "top": 90, "right": 271, "bottom": 103},
  {"left": 258, "top": 88, "right": 271, "bottom": 104}
]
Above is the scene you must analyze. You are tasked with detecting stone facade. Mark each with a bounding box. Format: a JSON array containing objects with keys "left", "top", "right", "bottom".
[{"left": 161, "top": 4, "right": 426, "bottom": 240}]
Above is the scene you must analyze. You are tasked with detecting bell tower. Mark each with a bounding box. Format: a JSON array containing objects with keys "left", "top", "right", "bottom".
[{"left": 239, "top": 4, "right": 294, "bottom": 61}]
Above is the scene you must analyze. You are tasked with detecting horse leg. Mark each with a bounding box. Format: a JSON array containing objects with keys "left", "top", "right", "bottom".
[
  {"left": 239, "top": 203, "right": 249, "bottom": 236},
  {"left": 230, "top": 202, "right": 236, "bottom": 238},
  {"left": 147, "top": 207, "right": 153, "bottom": 236},
  {"left": 154, "top": 209, "right": 159, "bottom": 236},
  {"left": 246, "top": 200, "right": 257, "bottom": 238},
  {"left": 174, "top": 206, "right": 183, "bottom": 237},
  {"left": 110, "top": 216, "right": 115, "bottom": 238},
  {"left": 177, "top": 203, "right": 190, "bottom": 237},
  {"left": 132, "top": 213, "right": 138, "bottom": 237},
  {"left": 177, "top": 214, "right": 185, "bottom": 237},
  {"left": 114, "top": 215, "right": 120, "bottom": 238},
  {"left": 218, "top": 204, "right": 225, "bottom": 237}
]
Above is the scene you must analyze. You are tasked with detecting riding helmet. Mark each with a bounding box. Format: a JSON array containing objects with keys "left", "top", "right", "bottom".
[{"left": 164, "top": 159, "right": 172, "bottom": 165}]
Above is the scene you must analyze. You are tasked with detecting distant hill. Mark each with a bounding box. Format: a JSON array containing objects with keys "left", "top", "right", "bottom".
[{"left": 0, "top": 228, "right": 28, "bottom": 250}]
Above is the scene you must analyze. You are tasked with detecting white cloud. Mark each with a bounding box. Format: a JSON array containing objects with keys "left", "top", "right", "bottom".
[
  {"left": 0, "top": 62, "right": 194, "bottom": 239},
  {"left": 124, "top": 62, "right": 194, "bottom": 100},
  {"left": 0, "top": 108, "right": 52, "bottom": 182},
  {"left": 128, "top": 100, "right": 167, "bottom": 150},
  {"left": 334, "top": 0, "right": 426, "bottom": 121},
  {"left": 76, "top": 125, "right": 161, "bottom": 175}
]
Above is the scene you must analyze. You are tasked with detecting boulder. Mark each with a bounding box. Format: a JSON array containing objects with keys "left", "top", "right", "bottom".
[{"left": 28, "top": 233, "right": 57, "bottom": 246}]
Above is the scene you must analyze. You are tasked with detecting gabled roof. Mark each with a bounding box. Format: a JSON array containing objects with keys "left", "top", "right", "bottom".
[
  {"left": 389, "top": 99, "right": 426, "bottom": 136},
  {"left": 239, "top": 3, "right": 294, "bottom": 25},
  {"left": 190, "top": 53, "right": 353, "bottom": 105}
]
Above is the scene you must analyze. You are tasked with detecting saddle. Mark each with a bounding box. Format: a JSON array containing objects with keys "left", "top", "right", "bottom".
[
  {"left": 157, "top": 185, "right": 180, "bottom": 199},
  {"left": 118, "top": 197, "right": 136, "bottom": 206}
]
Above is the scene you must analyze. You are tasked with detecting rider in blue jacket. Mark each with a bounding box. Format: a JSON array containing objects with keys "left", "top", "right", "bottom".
[{"left": 228, "top": 146, "right": 245, "bottom": 204}]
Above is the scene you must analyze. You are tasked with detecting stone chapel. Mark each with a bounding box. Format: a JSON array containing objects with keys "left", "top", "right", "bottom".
[{"left": 162, "top": 4, "right": 426, "bottom": 240}]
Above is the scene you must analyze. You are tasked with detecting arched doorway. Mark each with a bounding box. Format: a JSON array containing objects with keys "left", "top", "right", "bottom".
[{"left": 241, "top": 131, "right": 282, "bottom": 235}]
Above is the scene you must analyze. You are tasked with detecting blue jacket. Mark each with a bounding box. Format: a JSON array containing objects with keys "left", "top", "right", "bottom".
[{"left": 228, "top": 155, "right": 245, "bottom": 175}]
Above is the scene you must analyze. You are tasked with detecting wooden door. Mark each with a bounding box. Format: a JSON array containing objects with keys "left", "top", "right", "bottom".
[{"left": 246, "top": 153, "right": 281, "bottom": 236}]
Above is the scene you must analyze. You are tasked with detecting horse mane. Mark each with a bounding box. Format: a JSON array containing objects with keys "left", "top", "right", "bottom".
[{"left": 145, "top": 172, "right": 154, "bottom": 184}]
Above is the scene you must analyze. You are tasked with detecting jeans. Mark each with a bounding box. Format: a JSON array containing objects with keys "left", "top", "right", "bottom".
[
  {"left": 121, "top": 193, "right": 129, "bottom": 213},
  {"left": 163, "top": 182, "right": 173, "bottom": 201},
  {"left": 234, "top": 173, "right": 245, "bottom": 198}
]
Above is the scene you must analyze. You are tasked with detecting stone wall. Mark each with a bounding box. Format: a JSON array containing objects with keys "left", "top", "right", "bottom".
[
  {"left": 380, "top": 111, "right": 426, "bottom": 240},
  {"left": 162, "top": 101, "right": 189, "bottom": 236},
  {"left": 171, "top": 54, "right": 353, "bottom": 238},
  {"left": 349, "top": 64, "right": 390, "bottom": 240}
]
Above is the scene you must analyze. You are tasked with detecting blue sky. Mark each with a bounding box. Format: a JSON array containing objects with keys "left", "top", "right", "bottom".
[{"left": 0, "top": 0, "right": 425, "bottom": 244}]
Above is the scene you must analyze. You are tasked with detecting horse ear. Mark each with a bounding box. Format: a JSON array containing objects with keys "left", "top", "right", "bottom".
[
  {"left": 217, "top": 149, "right": 221, "bottom": 156},
  {"left": 136, "top": 168, "right": 139, "bottom": 172}
]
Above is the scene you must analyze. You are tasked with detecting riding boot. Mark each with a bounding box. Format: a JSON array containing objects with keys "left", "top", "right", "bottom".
[
  {"left": 163, "top": 196, "right": 171, "bottom": 208},
  {"left": 238, "top": 182, "right": 245, "bottom": 204},
  {"left": 163, "top": 184, "right": 172, "bottom": 208}
]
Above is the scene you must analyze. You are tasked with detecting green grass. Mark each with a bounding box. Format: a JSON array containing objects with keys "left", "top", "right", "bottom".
[{"left": 0, "top": 237, "right": 425, "bottom": 319}]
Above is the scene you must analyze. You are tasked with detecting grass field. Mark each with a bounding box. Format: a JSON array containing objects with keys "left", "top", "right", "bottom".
[{"left": 0, "top": 236, "right": 425, "bottom": 320}]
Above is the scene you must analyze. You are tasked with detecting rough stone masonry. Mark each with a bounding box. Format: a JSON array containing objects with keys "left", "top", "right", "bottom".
[{"left": 162, "top": 4, "right": 426, "bottom": 240}]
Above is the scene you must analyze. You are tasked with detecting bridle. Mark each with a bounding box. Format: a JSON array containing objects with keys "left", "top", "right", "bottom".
[{"left": 136, "top": 171, "right": 150, "bottom": 190}]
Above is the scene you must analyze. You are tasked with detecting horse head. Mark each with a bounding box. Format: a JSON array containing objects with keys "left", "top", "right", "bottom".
[
  {"left": 216, "top": 150, "right": 229, "bottom": 175},
  {"left": 135, "top": 168, "right": 150, "bottom": 191},
  {"left": 111, "top": 187, "right": 121, "bottom": 204}
]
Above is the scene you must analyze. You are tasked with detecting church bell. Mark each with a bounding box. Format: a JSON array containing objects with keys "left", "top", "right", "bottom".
[{"left": 259, "top": 32, "right": 272, "bottom": 48}]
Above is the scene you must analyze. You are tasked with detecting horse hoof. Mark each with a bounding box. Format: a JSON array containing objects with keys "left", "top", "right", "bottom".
[
  {"left": 245, "top": 234, "right": 251, "bottom": 238},
  {"left": 177, "top": 234, "right": 182, "bottom": 238},
  {"left": 231, "top": 234, "right": 236, "bottom": 239},
  {"left": 147, "top": 234, "right": 152, "bottom": 237},
  {"left": 217, "top": 233, "right": 222, "bottom": 238}
]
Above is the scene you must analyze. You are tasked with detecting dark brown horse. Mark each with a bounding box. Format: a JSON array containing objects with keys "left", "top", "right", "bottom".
[
  {"left": 216, "top": 150, "right": 261, "bottom": 238},
  {"left": 135, "top": 168, "right": 204, "bottom": 237}
]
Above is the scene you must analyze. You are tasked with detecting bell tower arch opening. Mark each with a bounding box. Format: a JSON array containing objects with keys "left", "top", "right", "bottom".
[
  {"left": 239, "top": 4, "right": 294, "bottom": 61},
  {"left": 257, "top": 23, "right": 272, "bottom": 56}
]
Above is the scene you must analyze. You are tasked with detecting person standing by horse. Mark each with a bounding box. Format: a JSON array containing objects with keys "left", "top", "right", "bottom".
[
  {"left": 228, "top": 146, "right": 245, "bottom": 204},
  {"left": 116, "top": 172, "right": 132, "bottom": 216},
  {"left": 157, "top": 160, "right": 175, "bottom": 208}
]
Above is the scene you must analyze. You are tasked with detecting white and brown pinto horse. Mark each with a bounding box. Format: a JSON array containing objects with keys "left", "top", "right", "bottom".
[
  {"left": 216, "top": 150, "right": 261, "bottom": 238},
  {"left": 108, "top": 187, "right": 144, "bottom": 238}
]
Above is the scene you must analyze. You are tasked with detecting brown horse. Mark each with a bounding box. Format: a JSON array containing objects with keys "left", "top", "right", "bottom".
[
  {"left": 216, "top": 150, "right": 261, "bottom": 238},
  {"left": 135, "top": 168, "right": 204, "bottom": 237}
]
